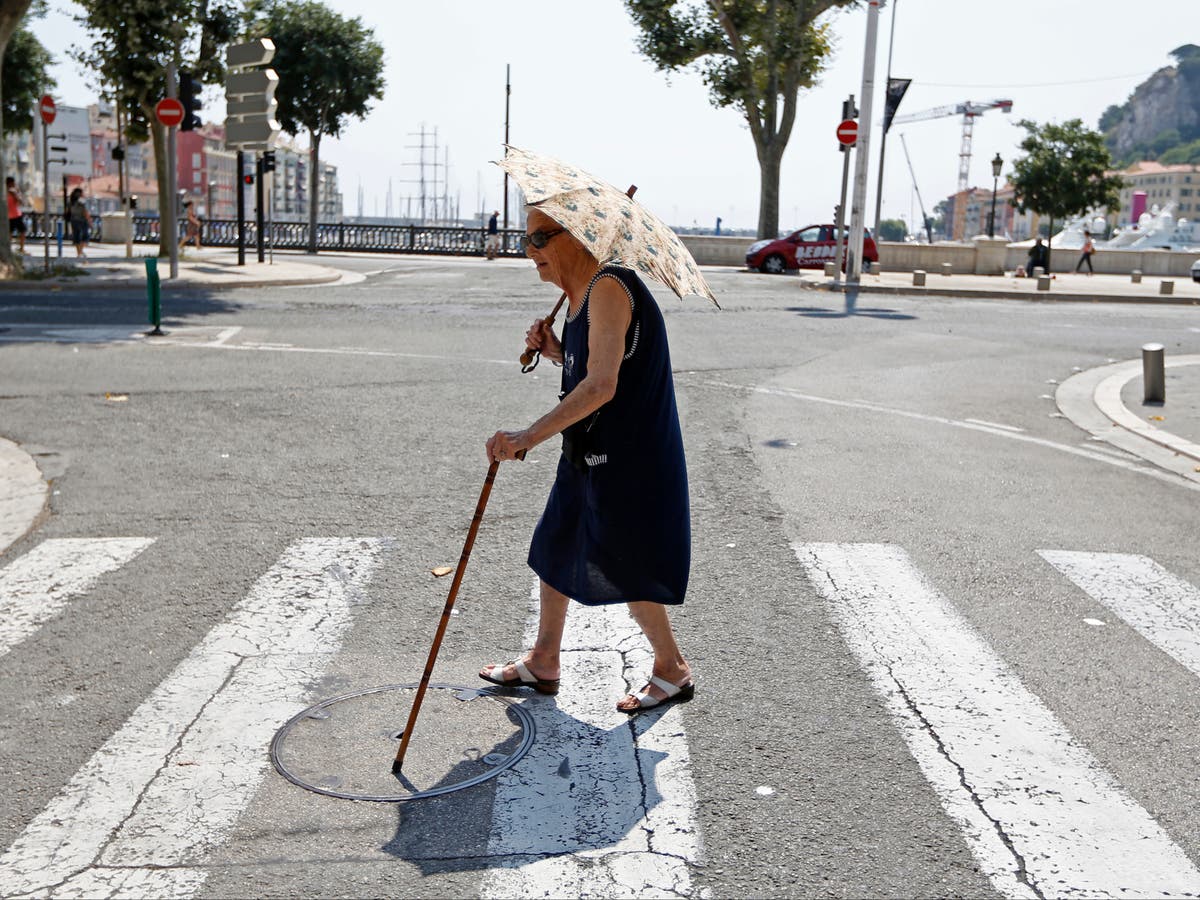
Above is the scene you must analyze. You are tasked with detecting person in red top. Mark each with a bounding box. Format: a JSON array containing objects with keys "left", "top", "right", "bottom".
[{"left": 6, "top": 177, "right": 26, "bottom": 255}]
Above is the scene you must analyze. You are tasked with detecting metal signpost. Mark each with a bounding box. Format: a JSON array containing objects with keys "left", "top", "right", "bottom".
[
  {"left": 224, "top": 39, "right": 281, "bottom": 266},
  {"left": 833, "top": 103, "right": 858, "bottom": 286},
  {"left": 846, "top": 0, "right": 882, "bottom": 284},
  {"left": 159, "top": 66, "right": 183, "bottom": 279},
  {"left": 38, "top": 95, "right": 55, "bottom": 273}
]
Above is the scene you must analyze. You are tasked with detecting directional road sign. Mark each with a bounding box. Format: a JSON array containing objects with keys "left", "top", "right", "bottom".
[
  {"left": 837, "top": 119, "right": 859, "bottom": 146},
  {"left": 224, "top": 117, "right": 280, "bottom": 147},
  {"left": 156, "top": 98, "right": 184, "bottom": 128},
  {"left": 225, "top": 54, "right": 280, "bottom": 151},
  {"left": 226, "top": 38, "right": 276, "bottom": 69},
  {"left": 38, "top": 95, "right": 55, "bottom": 125}
]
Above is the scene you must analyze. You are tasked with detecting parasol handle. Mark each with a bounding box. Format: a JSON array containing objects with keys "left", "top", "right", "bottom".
[{"left": 519, "top": 184, "right": 638, "bottom": 373}]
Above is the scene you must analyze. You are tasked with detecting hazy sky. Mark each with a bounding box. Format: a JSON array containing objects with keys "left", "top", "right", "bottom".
[{"left": 32, "top": 1, "right": 1200, "bottom": 231}]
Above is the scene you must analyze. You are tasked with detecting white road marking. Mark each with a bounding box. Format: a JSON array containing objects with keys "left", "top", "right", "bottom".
[
  {"left": 963, "top": 418, "right": 1024, "bottom": 433},
  {"left": 150, "top": 335, "right": 514, "bottom": 367},
  {"left": 482, "top": 583, "right": 701, "bottom": 898},
  {"left": 0, "top": 537, "right": 386, "bottom": 899},
  {"left": 696, "top": 378, "right": 1200, "bottom": 493},
  {"left": 0, "top": 538, "right": 154, "bottom": 659},
  {"left": 210, "top": 326, "right": 241, "bottom": 346},
  {"left": 796, "top": 542, "right": 1200, "bottom": 899},
  {"left": 1040, "top": 551, "right": 1200, "bottom": 681}
]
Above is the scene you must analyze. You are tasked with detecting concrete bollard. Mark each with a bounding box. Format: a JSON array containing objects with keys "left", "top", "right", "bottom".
[
  {"left": 1131, "top": 270, "right": 1142, "bottom": 283},
  {"left": 913, "top": 270, "right": 926, "bottom": 286},
  {"left": 868, "top": 261, "right": 881, "bottom": 275},
  {"left": 1160, "top": 280, "right": 1175, "bottom": 295},
  {"left": 1143, "top": 343, "right": 1165, "bottom": 403},
  {"left": 1032, "top": 266, "right": 1045, "bottom": 278},
  {"left": 941, "top": 262, "right": 952, "bottom": 276},
  {"left": 1037, "top": 275, "right": 1051, "bottom": 291},
  {"left": 824, "top": 261, "right": 837, "bottom": 277}
]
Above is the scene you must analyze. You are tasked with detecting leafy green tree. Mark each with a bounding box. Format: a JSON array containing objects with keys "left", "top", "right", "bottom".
[
  {"left": 73, "top": 0, "right": 237, "bottom": 256},
  {"left": 1010, "top": 119, "right": 1123, "bottom": 272},
  {"left": 247, "top": 1, "right": 384, "bottom": 253},
  {"left": 877, "top": 217, "right": 906, "bottom": 242},
  {"left": 0, "top": 0, "right": 34, "bottom": 271},
  {"left": 3, "top": 25, "right": 53, "bottom": 136},
  {"left": 625, "top": 0, "right": 859, "bottom": 239}
]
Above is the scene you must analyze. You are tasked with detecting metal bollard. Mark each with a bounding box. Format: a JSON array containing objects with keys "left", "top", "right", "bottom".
[
  {"left": 1131, "top": 270, "right": 1142, "bottom": 283},
  {"left": 824, "top": 261, "right": 836, "bottom": 277},
  {"left": 1032, "top": 266, "right": 1045, "bottom": 278},
  {"left": 1037, "top": 275, "right": 1051, "bottom": 290},
  {"left": 913, "top": 270, "right": 926, "bottom": 286},
  {"left": 1160, "top": 280, "right": 1174, "bottom": 295},
  {"left": 868, "top": 261, "right": 881, "bottom": 275},
  {"left": 941, "top": 262, "right": 952, "bottom": 276},
  {"left": 145, "top": 257, "right": 163, "bottom": 336},
  {"left": 1143, "top": 343, "right": 1165, "bottom": 403}
]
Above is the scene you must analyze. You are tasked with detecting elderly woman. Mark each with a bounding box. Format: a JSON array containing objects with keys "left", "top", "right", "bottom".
[{"left": 481, "top": 208, "right": 693, "bottom": 713}]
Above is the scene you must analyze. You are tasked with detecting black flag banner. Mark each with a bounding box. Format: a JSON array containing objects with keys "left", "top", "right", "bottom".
[{"left": 882, "top": 78, "right": 912, "bottom": 134}]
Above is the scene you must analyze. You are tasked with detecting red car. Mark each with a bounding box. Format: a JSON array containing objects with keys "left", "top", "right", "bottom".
[{"left": 745, "top": 224, "right": 879, "bottom": 274}]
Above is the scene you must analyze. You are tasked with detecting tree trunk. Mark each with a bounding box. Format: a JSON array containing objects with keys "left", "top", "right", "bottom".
[
  {"left": 307, "top": 132, "right": 320, "bottom": 254},
  {"left": 146, "top": 112, "right": 170, "bottom": 257},
  {"left": 756, "top": 143, "right": 784, "bottom": 239},
  {"left": 0, "top": 0, "right": 31, "bottom": 273}
]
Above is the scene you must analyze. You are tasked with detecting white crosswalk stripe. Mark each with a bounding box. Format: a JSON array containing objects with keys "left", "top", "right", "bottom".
[
  {"left": 1039, "top": 550, "right": 1200, "bottom": 681},
  {"left": 795, "top": 542, "right": 1200, "bottom": 900},
  {"left": 0, "top": 537, "right": 386, "bottom": 899},
  {"left": 0, "top": 538, "right": 154, "bottom": 659},
  {"left": 481, "top": 581, "right": 701, "bottom": 898}
]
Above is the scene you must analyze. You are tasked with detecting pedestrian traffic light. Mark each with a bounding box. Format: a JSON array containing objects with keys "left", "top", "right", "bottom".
[
  {"left": 261, "top": 150, "right": 276, "bottom": 172},
  {"left": 179, "top": 70, "right": 202, "bottom": 132},
  {"left": 111, "top": 146, "right": 125, "bottom": 161},
  {"left": 243, "top": 173, "right": 254, "bottom": 185}
]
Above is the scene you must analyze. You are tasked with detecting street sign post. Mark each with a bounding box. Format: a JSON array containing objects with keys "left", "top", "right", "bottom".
[
  {"left": 226, "top": 39, "right": 281, "bottom": 266},
  {"left": 837, "top": 119, "right": 859, "bottom": 147},
  {"left": 155, "top": 98, "right": 184, "bottom": 129},
  {"left": 38, "top": 95, "right": 55, "bottom": 125}
]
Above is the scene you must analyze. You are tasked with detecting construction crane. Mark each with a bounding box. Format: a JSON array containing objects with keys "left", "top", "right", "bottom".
[{"left": 892, "top": 99, "right": 1013, "bottom": 193}]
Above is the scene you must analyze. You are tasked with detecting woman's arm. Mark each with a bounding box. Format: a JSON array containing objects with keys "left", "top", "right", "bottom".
[{"left": 487, "top": 276, "right": 632, "bottom": 462}]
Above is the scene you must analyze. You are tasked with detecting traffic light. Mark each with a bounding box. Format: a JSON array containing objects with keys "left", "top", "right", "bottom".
[
  {"left": 111, "top": 146, "right": 125, "bottom": 161},
  {"left": 261, "top": 150, "right": 276, "bottom": 172},
  {"left": 243, "top": 173, "right": 254, "bottom": 185},
  {"left": 179, "top": 70, "right": 202, "bottom": 132}
]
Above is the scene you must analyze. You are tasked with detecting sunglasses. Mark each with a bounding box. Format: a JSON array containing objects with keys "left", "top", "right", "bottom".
[{"left": 520, "top": 228, "right": 565, "bottom": 251}]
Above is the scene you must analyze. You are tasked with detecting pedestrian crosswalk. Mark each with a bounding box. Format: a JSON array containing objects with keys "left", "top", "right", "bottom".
[{"left": 2, "top": 536, "right": 1200, "bottom": 897}]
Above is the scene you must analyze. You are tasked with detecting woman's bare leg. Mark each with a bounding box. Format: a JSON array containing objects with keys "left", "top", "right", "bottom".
[
  {"left": 619, "top": 601, "right": 690, "bottom": 709},
  {"left": 481, "top": 579, "right": 568, "bottom": 681}
]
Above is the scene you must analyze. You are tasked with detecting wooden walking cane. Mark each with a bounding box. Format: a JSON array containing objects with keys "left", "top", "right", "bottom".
[
  {"left": 392, "top": 449, "right": 526, "bottom": 774},
  {"left": 519, "top": 184, "right": 638, "bottom": 373}
]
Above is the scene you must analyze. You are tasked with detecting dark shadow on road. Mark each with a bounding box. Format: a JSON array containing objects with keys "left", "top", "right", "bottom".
[
  {"left": 787, "top": 306, "right": 917, "bottom": 320},
  {"left": 0, "top": 284, "right": 247, "bottom": 348},
  {"left": 381, "top": 689, "right": 676, "bottom": 876}
]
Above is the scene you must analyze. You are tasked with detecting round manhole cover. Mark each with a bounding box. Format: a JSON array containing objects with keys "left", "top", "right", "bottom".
[{"left": 271, "top": 683, "right": 535, "bottom": 802}]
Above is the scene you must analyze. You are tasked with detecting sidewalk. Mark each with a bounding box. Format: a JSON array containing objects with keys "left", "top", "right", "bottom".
[
  {"left": 3, "top": 244, "right": 343, "bottom": 291},
  {"left": 800, "top": 269, "right": 1200, "bottom": 305}
]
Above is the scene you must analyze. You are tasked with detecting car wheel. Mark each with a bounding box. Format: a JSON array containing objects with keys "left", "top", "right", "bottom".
[{"left": 762, "top": 254, "right": 787, "bottom": 274}]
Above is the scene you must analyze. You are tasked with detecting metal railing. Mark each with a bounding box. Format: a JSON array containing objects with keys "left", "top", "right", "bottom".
[{"left": 127, "top": 216, "right": 526, "bottom": 257}]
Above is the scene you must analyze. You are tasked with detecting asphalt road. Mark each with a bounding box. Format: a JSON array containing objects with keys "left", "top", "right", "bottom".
[{"left": 1, "top": 254, "right": 1199, "bottom": 898}]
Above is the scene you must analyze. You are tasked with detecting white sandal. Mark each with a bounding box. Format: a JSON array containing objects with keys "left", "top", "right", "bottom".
[
  {"left": 479, "top": 659, "right": 560, "bottom": 695},
  {"left": 619, "top": 674, "right": 695, "bottom": 713}
]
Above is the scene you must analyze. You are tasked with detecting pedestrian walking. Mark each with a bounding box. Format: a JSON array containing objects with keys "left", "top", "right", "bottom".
[
  {"left": 1076, "top": 230, "right": 1095, "bottom": 275},
  {"left": 179, "top": 201, "right": 202, "bottom": 251},
  {"left": 486, "top": 210, "right": 500, "bottom": 260},
  {"left": 6, "top": 177, "right": 27, "bottom": 255},
  {"left": 67, "top": 188, "right": 91, "bottom": 259},
  {"left": 479, "top": 146, "right": 718, "bottom": 714}
]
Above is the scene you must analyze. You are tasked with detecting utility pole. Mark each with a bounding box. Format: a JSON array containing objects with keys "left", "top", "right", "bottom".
[
  {"left": 846, "top": 0, "right": 881, "bottom": 283},
  {"left": 873, "top": 0, "right": 898, "bottom": 240},
  {"left": 503, "top": 63, "right": 511, "bottom": 231}
]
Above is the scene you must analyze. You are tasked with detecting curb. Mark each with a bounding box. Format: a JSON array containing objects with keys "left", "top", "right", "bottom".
[
  {"left": 0, "top": 437, "right": 48, "bottom": 556},
  {"left": 1055, "top": 359, "right": 1200, "bottom": 486},
  {"left": 799, "top": 278, "right": 1200, "bottom": 306}
]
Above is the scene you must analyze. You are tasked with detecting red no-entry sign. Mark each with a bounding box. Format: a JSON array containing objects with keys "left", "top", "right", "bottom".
[
  {"left": 38, "top": 94, "right": 55, "bottom": 125},
  {"left": 155, "top": 98, "right": 184, "bottom": 128},
  {"left": 836, "top": 119, "right": 858, "bottom": 146}
]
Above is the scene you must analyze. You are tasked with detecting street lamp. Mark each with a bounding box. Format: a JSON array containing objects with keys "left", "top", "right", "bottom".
[{"left": 988, "top": 152, "right": 1003, "bottom": 238}]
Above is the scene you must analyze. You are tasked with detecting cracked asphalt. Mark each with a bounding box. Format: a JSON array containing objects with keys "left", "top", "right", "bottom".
[{"left": 1, "top": 253, "right": 1199, "bottom": 897}]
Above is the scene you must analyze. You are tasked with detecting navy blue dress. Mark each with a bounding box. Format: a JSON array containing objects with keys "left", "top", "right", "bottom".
[{"left": 528, "top": 265, "right": 691, "bottom": 605}]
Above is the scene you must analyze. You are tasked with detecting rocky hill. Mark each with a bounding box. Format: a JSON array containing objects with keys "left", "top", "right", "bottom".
[{"left": 1101, "top": 45, "right": 1200, "bottom": 166}]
